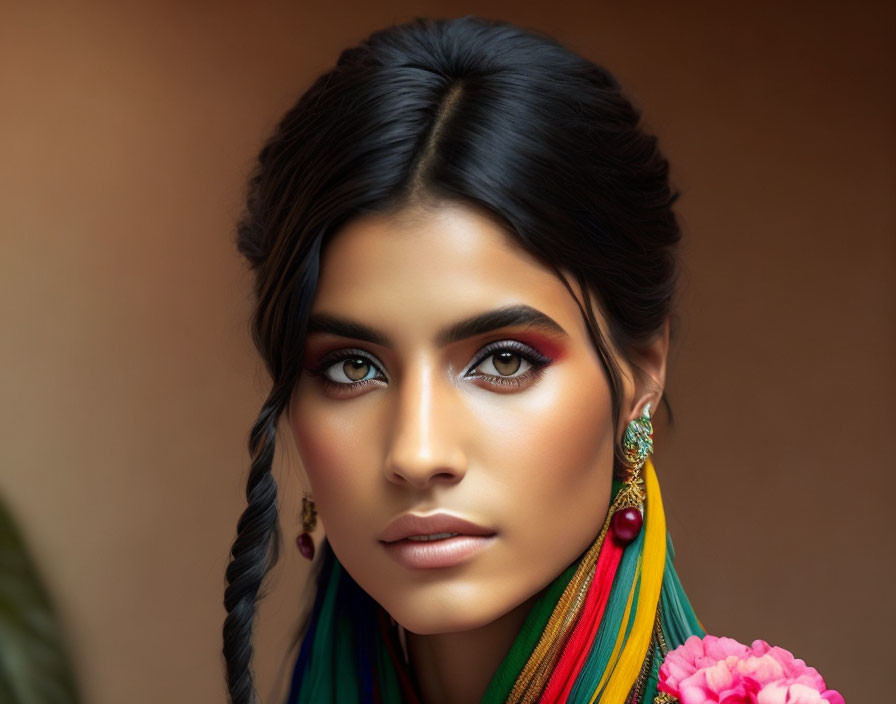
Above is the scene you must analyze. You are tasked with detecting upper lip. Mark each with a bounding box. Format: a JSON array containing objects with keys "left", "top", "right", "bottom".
[{"left": 379, "top": 512, "right": 496, "bottom": 543}]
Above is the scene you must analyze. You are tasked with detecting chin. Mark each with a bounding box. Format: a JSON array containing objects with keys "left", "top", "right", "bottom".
[
  {"left": 391, "top": 607, "right": 497, "bottom": 635},
  {"left": 380, "top": 582, "right": 530, "bottom": 635}
]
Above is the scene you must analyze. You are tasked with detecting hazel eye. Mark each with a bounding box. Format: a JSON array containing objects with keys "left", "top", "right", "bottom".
[
  {"left": 473, "top": 350, "right": 533, "bottom": 378},
  {"left": 328, "top": 357, "right": 376, "bottom": 383},
  {"left": 465, "top": 340, "right": 552, "bottom": 390},
  {"left": 313, "top": 351, "right": 387, "bottom": 387}
]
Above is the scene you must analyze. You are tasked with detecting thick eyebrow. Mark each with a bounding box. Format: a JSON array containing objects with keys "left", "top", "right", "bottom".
[{"left": 305, "top": 304, "right": 568, "bottom": 348}]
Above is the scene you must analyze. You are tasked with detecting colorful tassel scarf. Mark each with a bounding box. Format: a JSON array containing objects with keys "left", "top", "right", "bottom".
[{"left": 285, "top": 458, "right": 704, "bottom": 703}]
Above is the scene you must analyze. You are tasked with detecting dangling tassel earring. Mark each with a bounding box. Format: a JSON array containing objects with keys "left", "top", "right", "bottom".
[
  {"left": 296, "top": 492, "right": 318, "bottom": 560},
  {"left": 610, "top": 402, "right": 654, "bottom": 544}
]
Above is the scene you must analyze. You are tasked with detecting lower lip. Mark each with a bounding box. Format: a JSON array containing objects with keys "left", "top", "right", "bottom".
[{"left": 381, "top": 535, "right": 497, "bottom": 569}]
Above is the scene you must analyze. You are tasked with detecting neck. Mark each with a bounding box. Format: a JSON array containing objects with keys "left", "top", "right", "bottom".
[{"left": 404, "top": 591, "right": 543, "bottom": 704}]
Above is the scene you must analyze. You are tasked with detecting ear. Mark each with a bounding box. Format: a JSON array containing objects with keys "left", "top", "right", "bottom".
[{"left": 623, "top": 317, "right": 670, "bottom": 424}]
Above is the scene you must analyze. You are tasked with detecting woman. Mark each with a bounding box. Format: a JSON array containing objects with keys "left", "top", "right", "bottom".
[{"left": 223, "top": 16, "right": 843, "bottom": 704}]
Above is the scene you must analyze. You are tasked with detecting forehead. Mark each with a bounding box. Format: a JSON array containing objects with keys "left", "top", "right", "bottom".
[{"left": 312, "top": 203, "right": 587, "bottom": 341}]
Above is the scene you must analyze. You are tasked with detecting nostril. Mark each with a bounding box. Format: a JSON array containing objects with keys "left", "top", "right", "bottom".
[
  {"left": 383, "top": 437, "right": 468, "bottom": 486},
  {"left": 384, "top": 460, "right": 467, "bottom": 489},
  {"left": 429, "top": 470, "right": 464, "bottom": 485}
]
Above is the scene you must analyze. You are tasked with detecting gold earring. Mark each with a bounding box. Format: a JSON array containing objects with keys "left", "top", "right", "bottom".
[
  {"left": 296, "top": 492, "right": 318, "bottom": 560},
  {"left": 610, "top": 403, "right": 653, "bottom": 544}
]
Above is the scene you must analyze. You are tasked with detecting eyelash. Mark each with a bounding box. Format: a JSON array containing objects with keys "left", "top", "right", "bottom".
[{"left": 306, "top": 341, "right": 553, "bottom": 393}]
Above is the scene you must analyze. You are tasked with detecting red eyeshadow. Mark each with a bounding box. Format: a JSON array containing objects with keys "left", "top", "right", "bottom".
[{"left": 511, "top": 332, "right": 568, "bottom": 362}]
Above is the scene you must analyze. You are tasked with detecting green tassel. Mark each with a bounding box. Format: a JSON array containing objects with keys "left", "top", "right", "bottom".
[
  {"left": 333, "top": 605, "right": 359, "bottom": 701},
  {"left": 297, "top": 558, "right": 343, "bottom": 703},
  {"left": 643, "top": 642, "right": 662, "bottom": 702},
  {"left": 659, "top": 533, "right": 704, "bottom": 649}
]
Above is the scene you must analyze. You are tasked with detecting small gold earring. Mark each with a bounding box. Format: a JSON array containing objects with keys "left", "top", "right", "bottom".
[{"left": 296, "top": 492, "right": 317, "bottom": 560}]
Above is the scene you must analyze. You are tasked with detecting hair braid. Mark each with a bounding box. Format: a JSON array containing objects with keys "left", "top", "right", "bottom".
[{"left": 223, "top": 395, "right": 284, "bottom": 704}]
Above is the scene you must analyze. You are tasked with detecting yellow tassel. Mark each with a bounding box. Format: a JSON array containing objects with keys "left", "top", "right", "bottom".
[{"left": 598, "top": 458, "right": 667, "bottom": 702}]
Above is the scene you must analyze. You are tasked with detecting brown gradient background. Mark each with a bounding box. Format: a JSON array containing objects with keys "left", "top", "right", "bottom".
[{"left": 1, "top": 2, "right": 892, "bottom": 702}]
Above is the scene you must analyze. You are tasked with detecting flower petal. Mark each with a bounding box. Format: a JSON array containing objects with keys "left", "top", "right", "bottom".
[{"left": 756, "top": 681, "right": 789, "bottom": 704}]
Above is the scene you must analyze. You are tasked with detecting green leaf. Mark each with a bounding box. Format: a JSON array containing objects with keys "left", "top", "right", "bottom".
[{"left": 0, "top": 495, "right": 81, "bottom": 704}]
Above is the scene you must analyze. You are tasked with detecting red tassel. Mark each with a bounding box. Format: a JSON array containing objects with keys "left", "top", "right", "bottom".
[{"left": 538, "top": 532, "right": 625, "bottom": 702}]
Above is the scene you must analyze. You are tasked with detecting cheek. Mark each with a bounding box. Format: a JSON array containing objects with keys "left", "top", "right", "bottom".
[
  {"left": 470, "top": 364, "right": 615, "bottom": 531},
  {"left": 289, "top": 387, "right": 382, "bottom": 521}
]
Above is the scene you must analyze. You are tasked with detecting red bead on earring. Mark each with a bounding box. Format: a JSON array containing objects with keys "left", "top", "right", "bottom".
[
  {"left": 610, "top": 506, "right": 644, "bottom": 544},
  {"left": 296, "top": 532, "right": 315, "bottom": 560}
]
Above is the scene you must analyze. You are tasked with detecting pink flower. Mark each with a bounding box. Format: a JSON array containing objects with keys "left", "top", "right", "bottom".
[{"left": 658, "top": 635, "right": 845, "bottom": 704}]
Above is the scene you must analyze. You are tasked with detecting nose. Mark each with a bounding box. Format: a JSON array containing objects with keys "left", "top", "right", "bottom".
[{"left": 383, "top": 358, "right": 467, "bottom": 489}]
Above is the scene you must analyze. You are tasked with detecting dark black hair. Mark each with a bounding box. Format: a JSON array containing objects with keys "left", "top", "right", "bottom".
[{"left": 224, "top": 15, "right": 680, "bottom": 703}]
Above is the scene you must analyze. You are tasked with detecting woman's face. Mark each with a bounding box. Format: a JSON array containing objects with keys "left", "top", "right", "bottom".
[{"left": 288, "top": 202, "right": 635, "bottom": 634}]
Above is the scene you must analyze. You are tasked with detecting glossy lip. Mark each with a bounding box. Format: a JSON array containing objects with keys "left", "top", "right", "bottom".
[
  {"left": 378, "top": 512, "right": 498, "bottom": 570},
  {"left": 381, "top": 534, "right": 497, "bottom": 569},
  {"left": 378, "top": 512, "right": 496, "bottom": 544}
]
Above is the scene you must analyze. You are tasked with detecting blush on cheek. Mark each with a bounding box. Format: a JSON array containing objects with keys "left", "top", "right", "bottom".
[
  {"left": 535, "top": 388, "right": 614, "bottom": 490},
  {"left": 291, "top": 420, "right": 349, "bottom": 482}
]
